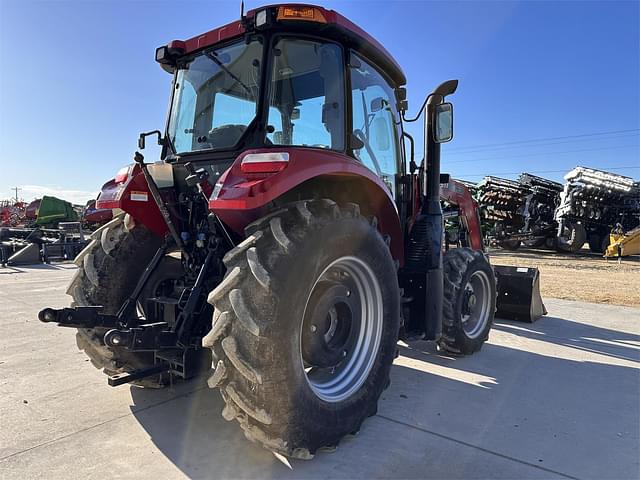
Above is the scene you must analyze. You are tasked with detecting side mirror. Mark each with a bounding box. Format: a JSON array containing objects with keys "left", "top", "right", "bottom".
[
  {"left": 434, "top": 103, "right": 453, "bottom": 143},
  {"left": 370, "top": 97, "right": 387, "bottom": 113}
]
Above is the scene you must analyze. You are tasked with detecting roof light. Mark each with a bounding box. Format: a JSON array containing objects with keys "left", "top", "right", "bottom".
[
  {"left": 255, "top": 9, "right": 268, "bottom": 27},
  {"left": 240, "top": 152, "right": 289, "bottom": 174},
  {"left": 277, "top": 6, "right": 327, "bottom": 23}
]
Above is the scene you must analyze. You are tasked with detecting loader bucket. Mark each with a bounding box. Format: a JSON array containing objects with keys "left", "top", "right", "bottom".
[{"left": 494, "top": 265, "right": 547, "bottom": 322}]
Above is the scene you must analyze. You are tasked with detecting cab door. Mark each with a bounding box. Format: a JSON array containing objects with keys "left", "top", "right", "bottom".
[{"left": 349, "top": 52, "right": 403, "bottom": 200}]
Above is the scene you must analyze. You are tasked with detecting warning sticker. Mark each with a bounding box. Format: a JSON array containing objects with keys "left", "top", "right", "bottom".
[{"left": 130, "top": 191, "right": 149, "bottom": 202}]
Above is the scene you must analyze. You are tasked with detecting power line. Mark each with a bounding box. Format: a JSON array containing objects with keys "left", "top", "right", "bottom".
[
  {"left": 455, "top": 166, "right": 640, "bottom": 179},
  {"left": 447, "top": 132, "right": 639, "bottom": 156},
  {"left": 447, "top": 128, "right": 640, "bottom": 152},
  {"left": 444, "top": 143, "right": 639, "bottom": 164}
]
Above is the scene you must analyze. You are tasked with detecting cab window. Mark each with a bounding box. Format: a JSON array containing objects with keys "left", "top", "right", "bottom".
[
  {"left": 349, "top": 53, "right": 401, "bottom": 194},
  {"left": 267, "top": 38, "right": 345, "bottom": 150}
]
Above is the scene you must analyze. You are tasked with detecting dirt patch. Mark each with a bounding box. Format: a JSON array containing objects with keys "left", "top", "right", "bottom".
[{"left": 489, "top": 247, "right": 640, "bottom": 307}]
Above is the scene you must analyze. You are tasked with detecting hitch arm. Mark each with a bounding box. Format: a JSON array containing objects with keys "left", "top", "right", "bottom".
[
  {"left": 38, "top": 306, "right": 120, "bottom": 329},
  {"left": 103, "top": 322, "right": 177, "bottom": 351}
]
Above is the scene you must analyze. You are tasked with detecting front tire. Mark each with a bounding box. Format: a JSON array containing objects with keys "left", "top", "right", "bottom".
[
  {"left": 438, "top": 248, "right": 496, "bottom": 355},
  {"left": 204, "top": 199, "right": 400, "bottom": 458}
]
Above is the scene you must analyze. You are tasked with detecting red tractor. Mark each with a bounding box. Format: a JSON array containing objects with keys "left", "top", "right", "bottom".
[
  {"left": 0, "top": 200, "right": 26, "bottom": 227},
  {"left": 40, "top": 5, "right": 499, "bottom": 458}
]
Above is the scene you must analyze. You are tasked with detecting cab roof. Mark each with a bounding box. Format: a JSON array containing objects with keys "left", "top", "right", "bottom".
[{"left": 166, "top": 4, "right": 406, "bottom": 86}]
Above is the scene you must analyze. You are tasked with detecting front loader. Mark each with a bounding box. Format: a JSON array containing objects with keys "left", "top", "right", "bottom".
[{"left": 39, "top": 4, "right": 535, "bottom": 458}]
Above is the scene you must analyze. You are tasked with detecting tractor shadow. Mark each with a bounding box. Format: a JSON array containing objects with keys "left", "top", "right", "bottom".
[
  {"left": 127, "top": 314, "right": 639, "bottom": 479},
  {"left": 493, "top": 315, "right": 640, "bottom": 362}
]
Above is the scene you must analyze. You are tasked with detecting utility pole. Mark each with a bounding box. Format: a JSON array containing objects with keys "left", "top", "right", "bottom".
[{"left": 11, "top": 187, "right": 21, "bottom": 203}]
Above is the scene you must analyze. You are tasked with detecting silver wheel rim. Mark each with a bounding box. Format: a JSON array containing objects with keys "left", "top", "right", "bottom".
[
  {"left": 461, "top": 270, "right": 491, "bottom": 339},
  {"left": 301, "top": 256, "right": 383, "bottom": 403}
]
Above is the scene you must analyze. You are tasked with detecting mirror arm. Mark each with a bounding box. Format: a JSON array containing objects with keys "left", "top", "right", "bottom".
[
  {"left": 404, "top": 80, "right": 459, "bottom": 123},
  {"left": 138, "top": 130, "right": 165, "bottom": 150},
  {"left": 402, "top": 93, "right": 433, "bottom": 123},
  {"left": 402, "top": 131, "right": 416, "bottom": 173}
]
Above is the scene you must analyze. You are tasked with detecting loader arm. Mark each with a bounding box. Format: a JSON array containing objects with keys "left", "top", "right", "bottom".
[{"left": 440, "top": 179, "right": 484, "bottom": 251}]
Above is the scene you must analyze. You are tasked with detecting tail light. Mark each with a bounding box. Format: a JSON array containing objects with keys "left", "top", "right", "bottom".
[{"left": 240, "top": 152, "right": 289, "bottom": 174}]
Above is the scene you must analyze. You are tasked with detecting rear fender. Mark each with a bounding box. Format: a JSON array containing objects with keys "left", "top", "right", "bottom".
[
  {"left": 209, "top": 148, "right": 403, "bottom": 264},
  {"left": 96, "top": 164, "right": 169, "bottom": 237}
]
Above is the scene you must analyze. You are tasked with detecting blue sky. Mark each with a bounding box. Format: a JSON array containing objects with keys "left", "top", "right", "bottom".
[{"left": 0, "top": 0, "right": 638, "bottom": 203}]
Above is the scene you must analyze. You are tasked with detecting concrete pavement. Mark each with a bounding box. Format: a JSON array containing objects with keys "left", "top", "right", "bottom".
[{"left": 0, "top": 264, "right": 638, "bottom": 479}]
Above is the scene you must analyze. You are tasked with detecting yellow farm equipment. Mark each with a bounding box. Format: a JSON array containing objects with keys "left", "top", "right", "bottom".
[{"left": 604, "top": 227, "right": 640, "bottom": 258}]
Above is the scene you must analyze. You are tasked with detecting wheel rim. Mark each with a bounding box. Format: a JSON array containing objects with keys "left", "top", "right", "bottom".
[
  {"left": 301, "top": 256, "right": 383, "bottom": 403},
  {"left": 461, "top": 270, "right": 491, "bottom": 339}
]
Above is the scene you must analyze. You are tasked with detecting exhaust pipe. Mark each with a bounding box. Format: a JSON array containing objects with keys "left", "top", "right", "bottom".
[{"left": 422, "top": 80, "right": 458, "bottom": 339}]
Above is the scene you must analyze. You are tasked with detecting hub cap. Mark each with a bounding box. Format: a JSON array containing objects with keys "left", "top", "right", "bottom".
[
  {"left": 461, "top": 270, "right": 491, "bottom": 338},
  {"left": 301, "top": 256, "right": 383, "bottom": 403}
]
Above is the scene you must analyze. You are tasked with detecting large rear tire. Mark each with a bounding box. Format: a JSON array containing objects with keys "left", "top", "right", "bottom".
[
  {"left": 204, "top": 199, "right": 400, "bottom": 458},
  {"left": 67, "top": 214, "right": 170, "bottom": 386},
  {"left": 438, "top": 248, "right": 496, "bottom": 355}
]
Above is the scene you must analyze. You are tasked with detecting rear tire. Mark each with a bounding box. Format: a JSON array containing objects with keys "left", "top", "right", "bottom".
[
  {"left": 204, "top": 199, "right": 400, "bottom": 458},
  {"left": 438, "top": 248, "right": 496, "bottom": 355},
  {"left": 67, "top": 214, "right": 167, "bottom": 386}
]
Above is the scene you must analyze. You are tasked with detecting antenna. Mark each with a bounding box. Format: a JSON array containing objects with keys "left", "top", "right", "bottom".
[{"left": 240, "top": 0, "right": 245, "bottom": 19}]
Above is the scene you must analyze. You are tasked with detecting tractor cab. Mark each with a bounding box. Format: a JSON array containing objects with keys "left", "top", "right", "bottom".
[{"left": 154, "top": 5, "right": 407, "bottom": 206}]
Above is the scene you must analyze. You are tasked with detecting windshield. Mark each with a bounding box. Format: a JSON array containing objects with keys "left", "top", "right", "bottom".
[{"left": 167, "top": 39, "right": 263, "bottom": 154}]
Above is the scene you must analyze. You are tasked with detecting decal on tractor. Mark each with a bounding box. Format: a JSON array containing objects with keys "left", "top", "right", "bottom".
[{"left": 130, "top": 191, "right": 149, "bottom": 202}]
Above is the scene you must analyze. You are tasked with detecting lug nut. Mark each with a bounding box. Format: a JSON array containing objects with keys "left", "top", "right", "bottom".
[
  {"left": 111, "top": 335, "right": 121, "bottom": 345},
  {"left": 346, "top": 290, "right": 351, "bottom": 297},
  {"left": 342, "top": 350, "right": 347, "bottom": 357},
  {"left": 310, "top": 325, "right": 317, "bottom": 333}
]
